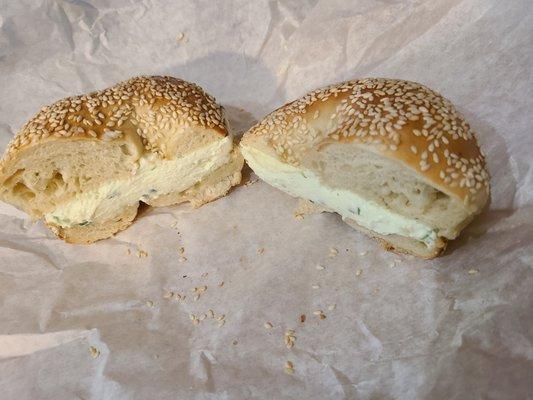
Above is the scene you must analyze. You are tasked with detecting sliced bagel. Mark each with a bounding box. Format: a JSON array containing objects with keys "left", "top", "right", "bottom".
[
  {"left": 0, "top": 76, "right": 243, "bottom": 243},
  {"left": 241, "top": 78, "right": 490, "bottom": 258}
]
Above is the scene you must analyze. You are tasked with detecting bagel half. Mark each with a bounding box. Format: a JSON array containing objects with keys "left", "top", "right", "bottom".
[
  {"left": 241, "top": 78, "right": 490, "bottom": 258},
  {"left": 0, "top": 76, "right": 243, "bottom": 243}
]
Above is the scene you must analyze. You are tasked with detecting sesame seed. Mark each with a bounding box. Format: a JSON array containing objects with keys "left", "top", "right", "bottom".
[{"left": 89, "top": 346, "right": 100, "bottom": 358}]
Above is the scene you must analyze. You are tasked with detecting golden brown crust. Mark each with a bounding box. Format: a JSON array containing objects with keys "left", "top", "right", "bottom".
[
  {"left": 0, "top": 75, "right": 227, "bottom": 173},
  {"left": 242, "top": 78, "right": 490, "bottom": 213}
]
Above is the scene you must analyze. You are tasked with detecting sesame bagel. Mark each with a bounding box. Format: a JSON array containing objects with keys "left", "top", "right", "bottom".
[
  {"left": 241, "top": 78, "right": 490, "bottom": 258},
  {"left": 0, "top": 76, "right": 243, "bottom": 243}
]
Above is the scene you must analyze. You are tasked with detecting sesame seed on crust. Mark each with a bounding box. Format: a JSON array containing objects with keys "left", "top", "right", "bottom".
[
  {"left": 242, "top": 78, "right": 490, "bottom": 210},
  {"left": 0, "top": 76, "right": 228, "bottom": 171}
]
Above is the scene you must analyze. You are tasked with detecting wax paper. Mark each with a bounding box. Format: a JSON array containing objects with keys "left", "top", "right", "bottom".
[{"left": 0, "top": 1, "right": 532, "bottom": 399}]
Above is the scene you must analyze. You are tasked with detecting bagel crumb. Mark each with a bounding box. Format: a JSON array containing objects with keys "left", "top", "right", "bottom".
[
  {"left": 137, "top": 250, "right": 148, "bottom": 258},
  {"left": 285, "top": 361, "right": 294, "bottom": 374}
]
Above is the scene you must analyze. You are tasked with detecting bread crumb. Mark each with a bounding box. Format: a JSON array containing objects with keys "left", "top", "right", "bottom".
[
  {"left": 264, "top": 322, "right": 273, "bottom": 329},
  {"left": 468, "top": 269, "right": 479, "bottom": 275},
  {"left": 178, "top": 246, "right": 185, "bottom": 254},
  {"left": 300, "top": 314, "right": 306, "bottom": 323},
  {"left": 163, "top": 291, "right": 174, "bottom": 299},
  {"left": 355, "top": 269, "right": 363, "bottom": 277},
  {"left": 137, "top": 249, "right": 148, "bottom": 258},
  {"left": 179, "top": 256, "right": 187, "bottom": 262},
  {"left": 328, "top": 304, "right": 336, "bottom": 311},
  {"left": 311, "top": 284, "right": 320, "bottom": 289},
  {"left": 176, "top": 32, "right": 188, "bottom": 43},
  {"left": 126, "top": 248, "right": 131, "bottom": 255},
  {"left": 316, "top": 265, "right": 325, "bottom": 270},
  {"left": 328, "top": 247, "right": 338, "bottom": 258},
  {"left": 284, "top": 330, "right": 296, "bottom": 349},
  {"left": 285, "top": 361, "right": 294, "bottom": 374},
  {"left": 257, "top": 247, "right": 265, "bottom": 255},
  {"left": 293, "top": 212, "right": 304, "bottom": 220},
  {"left": 193, "top": 294, "right": 200, "bottom": 301},
  {"left": 89, "top": 346, "right": 100, "bottom": 358},
  {"left": 244, "top": 178, "right": 258, "bottom": 186},
  {"left": 208, "top": 309, "right": 215, "bottom": 318},
  {"left": 359, "top": 251, "right": 368, "bottom": 256},
  {"left": 201, "top": 272, "right": 208, "bottom": 278},
  {"left": 218, "top": 281, "right": 224, "bottom": 287},
  {"left": 192, "top": 285, "right": 207, "bottom": 293},
  {"left": 146, "top": 300, "right": 154, "bottom": 307}
]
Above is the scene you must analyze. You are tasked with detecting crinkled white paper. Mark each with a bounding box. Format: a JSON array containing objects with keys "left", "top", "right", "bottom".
[{"left": 0, "top": 1, "right": 532, "bottom": 399}]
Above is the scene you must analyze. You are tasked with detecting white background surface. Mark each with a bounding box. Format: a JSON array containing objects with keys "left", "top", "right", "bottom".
[{"left": 0, "top": 1, "right": 532, "bottom": 399}]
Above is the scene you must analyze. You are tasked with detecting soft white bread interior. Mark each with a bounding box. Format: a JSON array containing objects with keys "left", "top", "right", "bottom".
[
  {"left": 241, "top": 78, "right": 490, "bottom": 258},
  {"left": 0, "top": 76, "right": 243, "bottom": 243}
]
